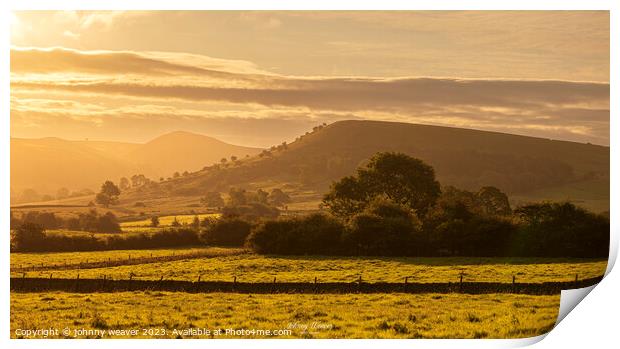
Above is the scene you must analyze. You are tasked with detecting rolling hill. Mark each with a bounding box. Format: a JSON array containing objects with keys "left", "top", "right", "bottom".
[
  {"left": 10, "top": 132, "right": 261, "bottom": 202},
  {"left": 132, "top": 120, "right": 609, "bottom": 212}
]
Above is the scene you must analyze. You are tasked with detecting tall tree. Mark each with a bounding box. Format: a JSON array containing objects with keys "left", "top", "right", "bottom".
[
  {"left": 95, "top": 180, "right": 121, "bottom": 208},
  {"left": 323, "top": 152, "right": 440, "bottom": 218}
]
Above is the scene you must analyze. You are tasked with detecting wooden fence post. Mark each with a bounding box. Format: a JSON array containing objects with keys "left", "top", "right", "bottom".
[{"left": 405, "top": 276, "right": 409, "bottom": 284}]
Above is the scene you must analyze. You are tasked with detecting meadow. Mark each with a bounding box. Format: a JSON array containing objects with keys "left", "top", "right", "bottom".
[
  {"left": 120, "top": 214, "right": 219, "bottom": 231},
  {"left": 10, "top": 247, "right": 246, "bottom": 270},
  {"left": 11, "top": 251, "right": 607, "bottom": 284},
  {"left": 10, "top": 291, "right": 559, "bottom": 339}
]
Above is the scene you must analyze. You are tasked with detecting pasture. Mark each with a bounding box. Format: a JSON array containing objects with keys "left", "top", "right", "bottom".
[
  {"left": 10, "top": 247, "right": 246, "bottom": 270},
  {"left": 11, "top": 251, "right": 607, "bottom": 284},
  {"left": 120, "top": 213, "right": 219, "bottom": 228},
  {"left": 10, "top": 291, "right": 559, "bottom": 339}
]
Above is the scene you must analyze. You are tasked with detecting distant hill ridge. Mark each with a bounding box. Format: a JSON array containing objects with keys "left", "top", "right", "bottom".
[
  {"left": 10, "top": 131, "right": 261, "bottom": 197},
  {"left": 140, "top": 120, "right": 608, "bottom": 212}
]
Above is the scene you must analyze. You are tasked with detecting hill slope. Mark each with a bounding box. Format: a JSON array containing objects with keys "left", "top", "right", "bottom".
[
  {"left": 139, "top": 120, "right": 609, "bottom": 212},
  {"left": 10, "top": 132, "right": 261, "bottom": 201}
]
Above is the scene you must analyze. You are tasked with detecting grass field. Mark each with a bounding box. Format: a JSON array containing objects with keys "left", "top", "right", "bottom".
[
  {"left": 10, "top": 291, "right": 559, "bottom": 339},
  {"left": 121, "top": 214, "right": 219, "bottom": 228},
  {"left": 12, "top": 252, "right": 607, "bottom": 284},
  {"left": 10, "top": 247, "right": 246, "bottom": 270}
]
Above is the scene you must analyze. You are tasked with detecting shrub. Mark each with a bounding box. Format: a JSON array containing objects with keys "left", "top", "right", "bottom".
[
  {"left": 246, "top": 213, "right": 345, "bottom": 255},
  {"left": 222, "top": 202, "right": 279, "bottom": 221},
  {"left": 201, "top": 218, "right": 253, "bottom": 246},
  {"left": 345, "top": 198, "right": 422, "bottom": 256}
]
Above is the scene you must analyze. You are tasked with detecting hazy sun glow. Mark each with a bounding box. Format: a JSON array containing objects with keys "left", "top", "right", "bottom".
[{"left": 9, "top": 11, "right": 610, "bottom": 147}]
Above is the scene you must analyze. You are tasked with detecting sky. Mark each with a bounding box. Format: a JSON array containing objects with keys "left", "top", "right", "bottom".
[{"left": 10, "top": 11, "right": 610, "bottom": 147}]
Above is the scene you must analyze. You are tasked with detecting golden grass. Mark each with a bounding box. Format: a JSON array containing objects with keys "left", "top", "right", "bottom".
[
  {"left": 10, "top": 291, "right": 559, "bottom": 339},
  {"left": 10, "top": 247, "right": 244, "bottom": 270},
  {"left": 120, "top": 214, "right": 220, "bottom": 228},
  {"left": 12, "top": 252, "right": 607, "bottom": 284}
]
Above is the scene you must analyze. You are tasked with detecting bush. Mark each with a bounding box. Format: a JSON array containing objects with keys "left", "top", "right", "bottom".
[
  {"left": 11, "top": 227, "right": 202, "bottom": 252},
  {"left": 247, "top": 213, "right": 345, "bottom": 255},
  {"left": 222, "top": 202, "right": 279, "bottom": 221},
  {"left": 201, "top": 218, "right": 252, "bottom": 246},
  {"left": 513, "top": 202, "right": 609, "bottom": 257},
  {"left": 345, "top": 198, "right": 422, "bottom": 256},
  {"left": 11, "top": 223, "right": 46, "bottom": 251}
]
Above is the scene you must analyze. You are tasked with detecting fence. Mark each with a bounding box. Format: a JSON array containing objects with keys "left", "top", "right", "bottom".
[{"left": 11, "top": 275, "right": 602, "bottom": 295}]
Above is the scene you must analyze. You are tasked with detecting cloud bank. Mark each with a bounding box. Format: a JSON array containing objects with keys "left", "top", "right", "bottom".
[{"left": 11, "top": 47, "right": 610, "bottom": 146}]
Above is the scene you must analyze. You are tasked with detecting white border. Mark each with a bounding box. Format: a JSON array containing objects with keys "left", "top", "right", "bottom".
[{"left": 1, "top": 1, "right": 617, "bottom": 349}]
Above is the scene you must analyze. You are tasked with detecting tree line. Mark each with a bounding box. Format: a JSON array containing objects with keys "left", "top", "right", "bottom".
[
  {"left": 11, "top": 152, "right": 609, "bottom": 257},
  {"left": 244, "top": 152, "right": 608, "bottom": 258}
]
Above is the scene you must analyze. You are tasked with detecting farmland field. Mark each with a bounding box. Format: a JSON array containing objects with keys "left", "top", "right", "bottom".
[
  {"left": 121, "top": 214, "right": 220, "bottom": 228},
  {"left": 11, "top": 251, "right": 607, "bottom": 284},
  {"left": 10, "top": 291, "right": 559, "bottom": 339},
  {"left": 10, "top": 247, "right": 246, "bottom": 270}
]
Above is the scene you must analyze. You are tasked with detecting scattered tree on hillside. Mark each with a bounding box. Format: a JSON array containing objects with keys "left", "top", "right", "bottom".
[
  {"left": 255, "top": 189, "right": 269, "bottom": 204},
  {"left": 268, "top": 188, "right": 291, "bottom": 207},
  {"left": 95, "top": 180, "right": 121, "bottom": 208},
  {"left": 171, "top": 217, "right": 181, "bottom": 227},
  {"left": 201, "top": 191, "right": 225, "bottom": 208},
  {"left": 230, "top": 155, "right": 238, "bottom": 162},
  {"left": 130, "top": 174, "right": 148, "bottom": 187},
  {"left": 228, "top": 188, "right": 247, "bottom": 206},
  {"left": 173, "top": 171, "right": 180, "bottom": 178},
  {"left": 119, "top": 177, "right": 130, "bottom": 190},
  {"left": 151, "top": 216, "right": 160, "bottom": 227},
  {"left": 220, "top": 158, "right": 228, "bottom": 165}
]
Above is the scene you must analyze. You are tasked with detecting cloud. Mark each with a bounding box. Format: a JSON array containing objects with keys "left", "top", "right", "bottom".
[{"left": 10, "top": 47, "right": 610, "bottom": 146}]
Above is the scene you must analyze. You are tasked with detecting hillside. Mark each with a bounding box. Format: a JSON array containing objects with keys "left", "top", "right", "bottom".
[
  {"left": 133, "top": 120, "right": 609, "bottom": 212},
  {"left": 10, "top": 132, "right": 261, "bottom": 202}
]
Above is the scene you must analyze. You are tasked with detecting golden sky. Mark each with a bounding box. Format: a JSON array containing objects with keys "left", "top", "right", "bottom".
[{"left": 10, "top": 11, "right": 610, "bottom": 146}]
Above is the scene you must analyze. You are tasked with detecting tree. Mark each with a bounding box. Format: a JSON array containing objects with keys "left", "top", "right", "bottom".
[
  {"left": 255, "top": 189, "right": 269, "bottom": 204},
  {"left": 268, "top": 188, "right": 291, "bottom": 207},
  {"left": 477, "top": 186, "right": 511, "bottom": 215},
  {"left": 151, "top": 216, "right": 160, "bottom": 227},
  {"left": 96, "top": 212, "right": 121, "bottom": 233},
  {"left": 230, "top": 155, "right": 238, "bottom": 162},
  {"left": 95, "top": 180, "right": 121, "bottom": 208},
  {"left": 201, "top": 192, "right": 225, "bottom": 208},
  {"left": 130, "top": 174, "right": 148, "bottom": 187},
  {"left": 344, "top": 198, "right": 422, "bottom": 256},
  {"left": 192, "top": 215, "right": 200, "bottom": 229},
  {"left": 200, "top": 218, "right": 252, "bottom": 246},
  {"left": 228, "top": 188, "right": 247, "bottom": 206},
  {"left": 323, "top": 152, "right": 440, "bottom": 218},
  {"left": 173, "top": 172, "right": 180, "bottom": 178},
  {"left": 514, "top": 202, "right": 609, "bottom": 257},
  {"left": 12, "top": 222, "right": 46, "bottom": 251},
  {"left": 119, "top": 177, "right": 130, "bottom": 190},
  {"left": 220, "top": 158, "right": 228, "bottom": 164}
]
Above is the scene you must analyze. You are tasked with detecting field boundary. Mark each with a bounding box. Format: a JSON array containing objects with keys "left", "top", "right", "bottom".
[
  {"left": 10, "top": 276, "right": 603, "bottom": 295},
  {"left": 11, "top": 249, "right": 249, "bottom": 272}
]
